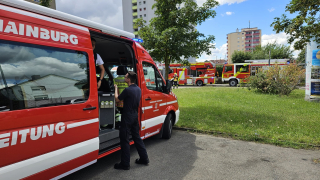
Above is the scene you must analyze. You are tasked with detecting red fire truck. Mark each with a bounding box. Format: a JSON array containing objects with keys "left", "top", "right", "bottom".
[
  {"left": 0, "top": 1, "right": 179, "bottom": 179},
  {"left": 222, "top": 60, "right": 289, "bottom": 86},
  {"left": 168, "top": 62, "right": 216, "bottom": 86}
]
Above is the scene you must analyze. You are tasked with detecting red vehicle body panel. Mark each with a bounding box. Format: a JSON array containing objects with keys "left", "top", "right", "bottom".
[{"left": 0, "top": 2, "right": 179, "bottom": 179}]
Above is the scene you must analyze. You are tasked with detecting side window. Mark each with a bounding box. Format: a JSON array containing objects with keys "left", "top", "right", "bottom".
[
  {"left": 0, "top": 40, "right": 89, "bottom": 112},
  {"left": 236, "top": 65, "right": 249, "bottom": 73},
  {"left": 225, "top": 66, "right": 233, "bottom": 72},
  {"left": 142, "top": 62, "right": 156, "bottom": 91}
]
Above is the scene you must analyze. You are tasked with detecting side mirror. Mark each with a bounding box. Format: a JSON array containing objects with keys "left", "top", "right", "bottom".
[{"left": 165, "top": 80, "right": 172, "bottom": 93}]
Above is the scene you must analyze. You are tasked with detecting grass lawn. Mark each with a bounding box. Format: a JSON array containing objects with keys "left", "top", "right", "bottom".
[{"left": 173, "top": 86, "right": 320, "bottom": 149}]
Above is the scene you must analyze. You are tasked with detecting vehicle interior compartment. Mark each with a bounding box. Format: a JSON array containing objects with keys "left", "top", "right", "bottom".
[{"left": 90, "top": 32, "right": 136, "bottom": 153}]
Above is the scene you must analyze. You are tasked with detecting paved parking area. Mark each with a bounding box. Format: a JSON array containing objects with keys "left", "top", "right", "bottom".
[{"left": 63, "top": 131, "right": 320, "bottom": 180}]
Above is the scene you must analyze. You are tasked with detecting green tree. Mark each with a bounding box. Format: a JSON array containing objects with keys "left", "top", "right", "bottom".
[
  {"left": 250, "top": 42, "right": 293, "bottom": 60},
  {"left": 231, "top": 50, "right": 251, "bottom": 63},
  {"left": 136, "top": 0, "right": 218, "bottom": 79},
  {"left": 271, "top": 0, "right": 320, "bottom": 50},
  {"left": 40, "top": 0, "right": 52, "bottom": 7},
  {"left": 296, "top": 47, "right": 306, "bottom": 64}
]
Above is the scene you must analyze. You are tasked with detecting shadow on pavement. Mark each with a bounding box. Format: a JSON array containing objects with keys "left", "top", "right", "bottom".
[{"left": 62, "top": 130, "right": 198, "bottom": 180}]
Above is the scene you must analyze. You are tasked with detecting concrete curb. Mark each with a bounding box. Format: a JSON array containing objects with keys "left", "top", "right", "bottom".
[{"left": 173, "top": 126, "right": 320, "bottom": 148}]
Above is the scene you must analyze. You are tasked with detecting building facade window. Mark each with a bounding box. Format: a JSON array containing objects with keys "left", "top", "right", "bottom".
[
  {"left": 144, "top": 7, "right": 146, "bottom": 10},
  {"left": 143, "top": 1, "right": 146, "bottom": 4},
  {"left": 139, "top": 1, "right": 141, "bottom": 5},
  {"left": 140, "top": 15, "right": 142, "bottom": 18},
  {"left": 140, "top": 8, "right": 142, "bottom": 11},
  {"left": 144, "top": 14, "right": 146, "bottom": 17}
]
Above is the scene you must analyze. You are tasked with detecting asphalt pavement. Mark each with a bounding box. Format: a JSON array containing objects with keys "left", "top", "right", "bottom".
[{"left": 62, "top": 131, "right": 320, "bottom": 180}]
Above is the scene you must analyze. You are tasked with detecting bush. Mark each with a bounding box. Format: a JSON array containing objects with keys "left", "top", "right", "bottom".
[{"left": 246, "top": 64, "right": 305, "bottom": 95}]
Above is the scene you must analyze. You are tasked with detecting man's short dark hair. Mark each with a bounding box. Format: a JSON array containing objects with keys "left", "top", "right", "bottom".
[
  {"left": 127, "top": 71, "right": 137, "bottom": 83},
  {"left": 91, "top": 37, "right": 96, "bottom": 43}
]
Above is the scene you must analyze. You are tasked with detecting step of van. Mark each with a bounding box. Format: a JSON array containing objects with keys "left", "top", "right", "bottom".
[{"left": 99, "top": 128, "right": 119, "bottom": 143}]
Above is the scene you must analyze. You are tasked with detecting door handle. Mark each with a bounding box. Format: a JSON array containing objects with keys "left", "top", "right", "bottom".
[
  {"left": 145, "top": 97, "right": 151, "bottom": 101},
  {"left": 83, "top": 106, "right": 96, "bottom": 111}
]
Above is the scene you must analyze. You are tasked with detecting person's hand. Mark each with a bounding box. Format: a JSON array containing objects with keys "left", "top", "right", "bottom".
[
  {"left": 97, "top": 80, "right": 101, "bottom": 89},
  {"left": 114, "top": 84, "right": 118, "bottom": 89}
]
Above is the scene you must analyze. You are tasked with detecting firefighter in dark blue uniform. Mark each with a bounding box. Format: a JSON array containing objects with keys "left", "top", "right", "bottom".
[{"left": 114, "top": 71, "right": 149, "bottom": 170}]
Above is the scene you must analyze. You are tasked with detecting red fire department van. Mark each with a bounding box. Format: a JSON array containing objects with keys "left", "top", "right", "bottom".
[{"left": 0, "top": 1, "right": 179, "bottom": 179}]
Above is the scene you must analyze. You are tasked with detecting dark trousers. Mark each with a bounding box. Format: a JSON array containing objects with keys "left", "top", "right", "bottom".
[
  {"left": 173, "top": 81, "right": 178, "bottom": 86},
  {"left": 119, "top": 118, "right": 148, "bottom": 167}
]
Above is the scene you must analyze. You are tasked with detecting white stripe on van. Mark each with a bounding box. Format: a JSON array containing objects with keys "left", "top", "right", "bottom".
[
  {"left": 142, "top": 106, "right": 153, "bottom": 110},
  {"left": 167, "top": 100, "right": 177, "bottom": 105},
  {"left": 159, "top": 100, "right": 178, "bottom": 107},
  {"left": 67, "top": 118, "right": 98, "bottom": 129},
  {"left": 50, "top": 160, "right": 97, "bottom": 180},
  {"left": 144, "top": 115, "right": 166, "bottom": 130},
  {"left": 0, "top": 137, "right": 99, "bottom": 180},
  {"left": 0, "top": 4, "right": 88, "bottom": 32}
]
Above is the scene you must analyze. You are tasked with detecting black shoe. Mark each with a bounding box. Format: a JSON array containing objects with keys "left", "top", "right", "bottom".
[
  {"left": 135, "top": 158, "right": 149, "bottom": 165},
  {"left": 114, "top": 163, "right": 130, "bottom": 170}
]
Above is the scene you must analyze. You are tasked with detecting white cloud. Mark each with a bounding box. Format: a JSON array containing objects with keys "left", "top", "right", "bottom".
[
  {"left": 197, "top": 43, "right": 228, "bottom": 62},
  {"left": 56, "top": 0, "right": 123, "bottom": 29},
  {"left": 261, "top": 33, "right": 300, "bottom": 58},
  {"left": 226, "top": 12, "right": 234, "bottom": 15},
  {"left": 197, "top": 0, "right": 247, "bottom": 6},
  {"left": 268, "top": 7, "right": 275, "bottom": 12},
  {"left": 3, "top": 57, "right": 86, "bottom": 80}
]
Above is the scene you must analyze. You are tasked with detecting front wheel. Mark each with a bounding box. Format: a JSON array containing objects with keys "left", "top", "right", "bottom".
[
  {"left": 229, "top": 79, "right": 238, "bottom": 87},
  {"left": 162, "top": 113, "right": 173, "bottom": 139},
  {"left": 196, "top": 80, "right": 203, "bottom": 86}
]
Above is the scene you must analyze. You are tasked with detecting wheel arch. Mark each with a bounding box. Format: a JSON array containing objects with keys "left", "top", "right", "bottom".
[{"left": 164, "top": 105, "right": 177, "bottom": 125}]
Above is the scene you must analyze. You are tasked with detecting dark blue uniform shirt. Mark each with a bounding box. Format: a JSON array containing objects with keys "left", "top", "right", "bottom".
[{"left": 118, "top": 84, "right": 141, "bottom": 124}]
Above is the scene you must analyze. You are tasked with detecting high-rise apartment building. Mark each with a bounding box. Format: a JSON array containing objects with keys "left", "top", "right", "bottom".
[
  {"left": 122, "top": 0, "right": 196, "bottom": 63},
  {"left": 24, "top": 0, "right": 56, "bottom": 9},
  {"left": 227, "top": 27, "right": 261, "bottom": 63},
  {"left": 122, "top": 0, "right": 156, "bottom": 38}
]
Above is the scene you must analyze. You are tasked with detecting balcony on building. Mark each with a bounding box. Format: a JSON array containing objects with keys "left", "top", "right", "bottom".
[{"left": 132, "top": 0, "right": 137, "bottom": 3}]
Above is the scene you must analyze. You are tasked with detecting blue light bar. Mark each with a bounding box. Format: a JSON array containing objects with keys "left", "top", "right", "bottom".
[{"left": 133, "top": 38, "right": 144, "bottom": 43}]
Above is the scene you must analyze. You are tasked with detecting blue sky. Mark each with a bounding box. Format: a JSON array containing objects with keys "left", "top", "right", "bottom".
[
  {"left": 196, "top": 0, "right": 298, "bottom": 61},
  {"left": 56, "top": 0, "right": 298, "bottom": 62}
]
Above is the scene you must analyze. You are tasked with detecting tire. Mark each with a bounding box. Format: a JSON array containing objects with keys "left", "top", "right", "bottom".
[
  {"left": 162, "top": 113, "right": 173, "bottom": 139},
  {"left": 196, "top": 80, "right": 203, "bottom": 86},
  {"left": 229, "top": 79, "right": 238, "bottom": 87}
]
